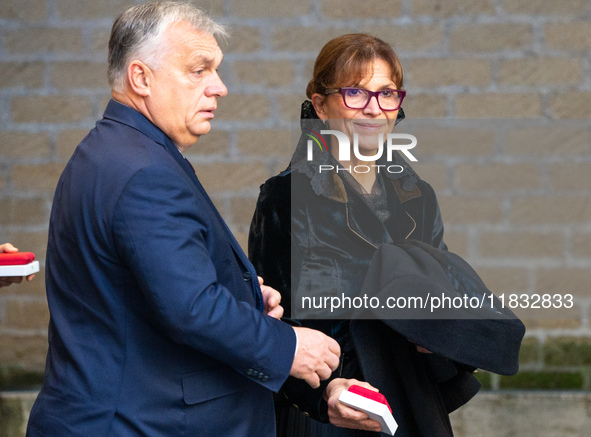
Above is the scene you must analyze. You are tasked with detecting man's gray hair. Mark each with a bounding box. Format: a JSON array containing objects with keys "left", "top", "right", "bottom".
[{"left": 108, "top": 1, "right": 227, "bottom": 92}]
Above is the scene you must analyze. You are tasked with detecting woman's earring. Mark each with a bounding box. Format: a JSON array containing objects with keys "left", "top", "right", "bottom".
[{"left": 322, "top": 120, "right": 329, "bottom": 128}]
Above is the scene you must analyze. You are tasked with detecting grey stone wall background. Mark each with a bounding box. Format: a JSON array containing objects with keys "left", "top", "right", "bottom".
[{"left": 1, "top": 0, "right": 591, "bottom": 392}]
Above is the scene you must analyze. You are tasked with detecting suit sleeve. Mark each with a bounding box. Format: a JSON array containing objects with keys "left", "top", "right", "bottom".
[{"left": 112, "top": 164, "right": 296, "bottom": 392}]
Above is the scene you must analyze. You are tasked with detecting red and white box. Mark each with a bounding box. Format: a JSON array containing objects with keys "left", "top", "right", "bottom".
[
  {"left": 0, "top": 252, "right": 39, "bottom": 276},
  {"left": 338, "top": 385, "right": 398, "bottom": 436}
]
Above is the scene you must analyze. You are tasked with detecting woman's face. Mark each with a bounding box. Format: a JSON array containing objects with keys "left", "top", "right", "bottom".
[{"left": 312, "top": 58, "right": 400, "bottom": 156}]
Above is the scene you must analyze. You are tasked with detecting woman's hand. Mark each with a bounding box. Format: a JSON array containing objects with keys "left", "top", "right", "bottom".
[
  {"left": 323, "top": 378, "right": 382, "bottom": 433},
  {"left": 0, "top": 243, "right": 35, "bottom": 288}
]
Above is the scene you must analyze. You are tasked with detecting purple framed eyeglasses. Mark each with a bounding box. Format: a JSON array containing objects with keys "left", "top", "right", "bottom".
[{"left": 325, "top": 87, "right": 406, "bottom": 111}]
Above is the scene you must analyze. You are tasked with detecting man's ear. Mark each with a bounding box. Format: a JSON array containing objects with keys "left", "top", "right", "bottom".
[
  {"left": 127, "top": 60, "right": 152, "bottom": 97},
  {"left": 311, "top": 93, "right": 327, "bottom": 120}
]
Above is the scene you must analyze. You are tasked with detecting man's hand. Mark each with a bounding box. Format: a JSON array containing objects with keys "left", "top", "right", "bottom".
[
  {"left": 323, "top": 378, "right": 382, "bottom": 432},
  {"left": 290, "top": 327, "right": 340, "bottom": 388},
  {"left": 0, "top": 243, "right": 35, "bottom": 288},
  {"left": 258, "top": 276, "right": 284, "bottom": 319}
]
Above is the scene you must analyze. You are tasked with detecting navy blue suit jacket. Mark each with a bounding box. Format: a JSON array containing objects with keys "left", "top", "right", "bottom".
[{"left": 27, "top": 100, "right": 296, "bottom": 436}]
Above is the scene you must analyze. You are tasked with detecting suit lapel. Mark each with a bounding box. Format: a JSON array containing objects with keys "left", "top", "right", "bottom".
[
  {"left": 103, "top": 100, "right": 259, "bottom": 294},
  {"left": 161, "top": 140, "right": 255, "bottom": 275}
]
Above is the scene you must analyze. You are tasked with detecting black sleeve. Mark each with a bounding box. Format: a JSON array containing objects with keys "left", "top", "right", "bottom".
[
  {"left": 418, "top": 180, "right": 448, "bottom": 251},
  {"left": 248, "top": 174, "right": 333, "bottom": 421},
  {"left": 248, "top": 175, "right": 294, "bottom": 316}
]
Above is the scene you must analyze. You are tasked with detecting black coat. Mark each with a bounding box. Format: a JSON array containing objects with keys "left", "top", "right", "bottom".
[
  {"left": 359, "top": 240, "right": 525, "bottom": 377},
  {"left": 249, "top": 102, "right": 481, "bottom": 437}
]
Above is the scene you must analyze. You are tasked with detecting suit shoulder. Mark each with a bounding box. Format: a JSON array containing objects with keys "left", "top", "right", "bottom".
[{"left": 82, "top": 119, "right": 173, "bottom": 172}]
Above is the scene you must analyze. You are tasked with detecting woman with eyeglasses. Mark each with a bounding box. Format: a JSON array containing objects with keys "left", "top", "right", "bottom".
[{"left": 249, "top": 34, "right": 480, "bottom": 437}]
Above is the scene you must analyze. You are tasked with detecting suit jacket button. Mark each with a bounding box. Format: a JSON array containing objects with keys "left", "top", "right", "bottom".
[
  {"left": 261, "top": 375, "right": 269, "bottom": 382},
  {"left": 246, "top": 369, "right": 255, "bottom": 376},
  {"left": 242, "top": 272, "right": 252, "bottom": 281}
]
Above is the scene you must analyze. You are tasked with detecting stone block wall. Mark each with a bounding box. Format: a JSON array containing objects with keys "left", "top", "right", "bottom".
[{"left": 1, "top": 0, "right": 591, "bottom": 394}]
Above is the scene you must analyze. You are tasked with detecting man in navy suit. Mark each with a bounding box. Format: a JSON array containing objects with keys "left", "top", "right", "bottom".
[{"left": 27, "top": 2, "right": 340, "bottom": 436}]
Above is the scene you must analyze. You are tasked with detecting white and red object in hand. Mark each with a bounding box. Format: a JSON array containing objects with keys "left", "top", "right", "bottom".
[
  {"left": 338, "top": 385, "right": 398, "bottom": 436},
  {"left": 0, "top": 252, "right": 39, "bottom": 276}
]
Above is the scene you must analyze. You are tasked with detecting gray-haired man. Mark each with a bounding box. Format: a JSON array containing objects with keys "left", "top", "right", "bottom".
[{"left": 27, "top": 2, "right": 339, "bottom": 436}]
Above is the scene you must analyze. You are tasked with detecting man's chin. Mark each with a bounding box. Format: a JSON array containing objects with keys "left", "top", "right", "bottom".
[
  {"left": 175, "top": 130, "right": 207, "bottom": 151},
  {"left": 182, "top": 125, "right": 210, "bottom": 147},
  {"left": 193, "top": 121, "right": 211, "bottom": 136}
]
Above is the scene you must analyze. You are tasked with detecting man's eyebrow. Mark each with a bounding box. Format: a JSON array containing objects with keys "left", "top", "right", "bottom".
[
  {"left": 190, "top": 56, "right": 224, "bottom": 72},
  {"left": 188, "top": 55, "right": 209, "bottom": 64},
  {"left": 187, "top": 51, "right": 217, "bottom": 65}
]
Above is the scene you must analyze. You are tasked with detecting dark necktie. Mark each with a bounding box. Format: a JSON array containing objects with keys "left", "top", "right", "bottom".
[{"left": 184, "top": 157, "right": 196, "bottom": 173}]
